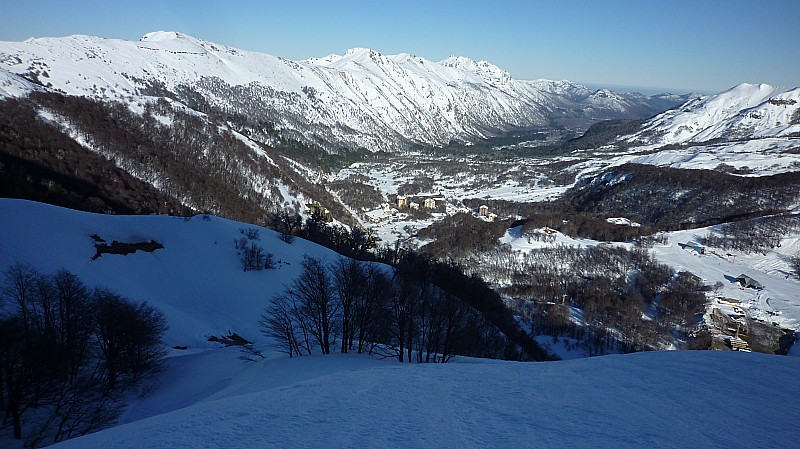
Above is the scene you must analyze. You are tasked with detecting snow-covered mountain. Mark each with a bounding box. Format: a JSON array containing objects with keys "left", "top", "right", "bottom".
[
  {"left": 0, "top": 31, "right": 684, "bottom": 151},
  {"left": 0, "top": 65, "right": 39, "bottom": 98},
  {"left": 628, "top": 83, "right": 800, "bottom": 145}
]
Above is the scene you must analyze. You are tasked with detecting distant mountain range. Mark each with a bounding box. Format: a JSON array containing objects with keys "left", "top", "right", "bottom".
[
  {"left": 1, "top": 30, "right": 798, "bottom": 228},
  {"left": 1, "top": 31, "right": 690, "bottom": 152}
]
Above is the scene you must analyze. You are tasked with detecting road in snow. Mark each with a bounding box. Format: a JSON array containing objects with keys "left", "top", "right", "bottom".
[{"left": 651, "top": 228, "right": 800, "bottom": 330}]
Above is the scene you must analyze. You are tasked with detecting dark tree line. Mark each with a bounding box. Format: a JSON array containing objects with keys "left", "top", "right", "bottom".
[
  {"left": 563, "top": 163, "right": 800, "bottom": 230},
  {"left": 428, "top": 235, "right": 709, "bottom": 355},
  {"left": 9, "top": 91, "right": 363, "bottom": 227},
  {"left": 470, "top": 163, "right": 800, "bottom": 238},
  {"left": 418, "top": 213, "right": 511, "bottom": 259},
  {"left": 235, "top": 228, "right": 274, "bottom": 272},
  {"left": 29, "top": 92, "right": 278, "bottom": 223},
  {"left": 261, "top": 253, "right": 543, "bottom": 363},
  {"left": 278, "top": 213, "right": 550, "bottom": 361},
  {"left": 0, "top": 264, "right": 167, "bottom": 447},
  {"left": 396, "top": 175, "right": 436, "bottom": 196},
  {"left": 268, "top": 209, "right": 303, "bottom": 243},
  {"left": 293, "top": 211, "right": 377, "bottom": 259},
  {"left": 328, "top": 176, "right": 386, "bottom": 213}
]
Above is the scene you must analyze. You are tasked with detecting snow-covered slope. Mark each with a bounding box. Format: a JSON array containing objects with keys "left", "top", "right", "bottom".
[
  {"left": 0, "top": 65, "right": 39, "bottom": 98},
  {"left": 630, "top": 83, "right": 800, "bottom": 144},
  {"left": 651, "top": 226, "right": 800, "bottom": 330},
  {"left": 0, "top": 31, "right": 681, "bottom": 151},
  {"left": 50, "top": 350, "right": 800, "bottom": 449},
  {"left": 2, "top": 200, "right": 797, "bottom": 448},
  {"left": 501, "top": 221, "right": 800, "bottom": 330},
  {"left": 0, "top": 198, "right": 348, "bottom": 348}
]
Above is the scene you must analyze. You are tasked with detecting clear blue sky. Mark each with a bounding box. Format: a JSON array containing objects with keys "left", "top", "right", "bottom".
[{"left": 2, "top": 0, "right": 798, "bottom": 93}]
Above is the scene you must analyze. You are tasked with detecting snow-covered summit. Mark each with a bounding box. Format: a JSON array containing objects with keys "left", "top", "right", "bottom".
[
  {"left": 629, "top": 82, "right": 800, "bottom": 144},
  {"left": 136, "top": 30, "right": 226, "bottom": 56},
  {"left": 440, "top": 55, "right": 511, "bottom": 84},
  {"left": 139, "top": 30, "right": 187, "bottom": 42}
]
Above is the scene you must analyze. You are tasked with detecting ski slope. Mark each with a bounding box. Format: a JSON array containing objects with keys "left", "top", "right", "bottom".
[
  {"left": 651, "top": 227, "right": 800, "bottom": 330},
  {"left": 500, "top": 221, "right": 800, "bottom": 330}
]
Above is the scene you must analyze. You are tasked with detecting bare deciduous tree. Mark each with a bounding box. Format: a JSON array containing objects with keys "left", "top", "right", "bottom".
[
  {"left": 0, "top": 264, "right": 168, "bottom": 446},
  {"left": 292, "top": 257, "right": 338, "bottom": 354}
]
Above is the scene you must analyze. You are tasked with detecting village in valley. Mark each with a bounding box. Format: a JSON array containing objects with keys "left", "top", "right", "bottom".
[
  {"left": 363, "top": 193, "right": 496, "bottom": 224},
  {"left": 341, "top": 180, "right": 798, "bottom": 356},
  {"left": 316, "top": 152, "right": 800, "bottom": 357},
  {"left": 326, "top": 153, "right": 533, "bottom": 246},
  {"left": 357, "top": 191, "right": 496, "bottom": 246}
]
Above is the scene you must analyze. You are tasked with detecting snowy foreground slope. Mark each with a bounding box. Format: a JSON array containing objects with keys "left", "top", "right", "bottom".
[
  {"left": 0, "top": 198, "right": 345, "bottom": 348},
  {"left": 51, "top": 350, "right": 799, "bottom": 449},
  {"left": 2, "top": 200, "right": 798, "bottom": 448}
]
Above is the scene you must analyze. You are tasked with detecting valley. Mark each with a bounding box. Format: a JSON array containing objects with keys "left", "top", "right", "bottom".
[
  {"left": 1, "top": 29, "right": 799, "bottom": 448},
  {"left": 2, "top": 32, "right": 799, "bottom": 359},
  {"left": 323, "top": 125, "right": 800, "bottom": 358}
]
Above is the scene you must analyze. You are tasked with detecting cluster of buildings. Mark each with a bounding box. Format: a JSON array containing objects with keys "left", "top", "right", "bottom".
[
  {"left": 394, "top": 195, "right": 439, "bottom": 211},
  {"left": 362, "top": 194, "right": 496, "bottom": 224}
]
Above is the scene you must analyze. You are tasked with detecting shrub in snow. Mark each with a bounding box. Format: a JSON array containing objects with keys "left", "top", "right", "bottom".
[{"left": 235, "top": 229, "right": 274, "bottom": 272}]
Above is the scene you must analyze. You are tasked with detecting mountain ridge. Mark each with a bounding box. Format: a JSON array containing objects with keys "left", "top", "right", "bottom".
[
  {"left": 625, "top": 82, "right": 800, "bottom": 145},
  {"left": 0, "top": 30, "right": 690, "bottom": 152}
]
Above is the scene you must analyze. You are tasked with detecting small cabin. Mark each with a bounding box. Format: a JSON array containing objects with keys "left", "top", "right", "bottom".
[
  {"left": 478, "top": 205, "right": 489, "bottom": 217},
  {"left": 423, "top": 198, "right": 436, "bottom": 209},
  {"left": 736, "top": 274, "right": 764, "bottom": 290}
]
